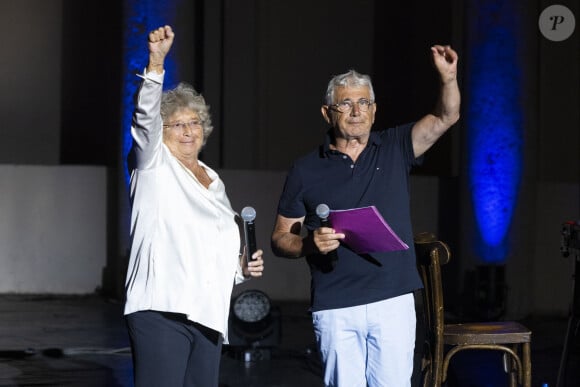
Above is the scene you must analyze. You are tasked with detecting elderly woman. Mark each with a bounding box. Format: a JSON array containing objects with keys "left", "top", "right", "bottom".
[{"left": 124, "top": 25, "right": 265, "bottom": 387}]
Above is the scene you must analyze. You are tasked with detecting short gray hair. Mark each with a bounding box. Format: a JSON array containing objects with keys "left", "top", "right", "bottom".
[
  {"left": 161, "top": 82, "right": 214, "bottom": 145},
  {"left": 324, "top": 69, "right": 375, "bottom": 105}
]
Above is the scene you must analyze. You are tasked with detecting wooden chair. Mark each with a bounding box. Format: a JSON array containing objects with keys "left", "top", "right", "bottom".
[{"left": 414, "top": 232, "right": 532, "bottom": 387}]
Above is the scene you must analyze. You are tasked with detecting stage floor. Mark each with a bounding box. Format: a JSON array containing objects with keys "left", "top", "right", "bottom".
[{"left": 0, "top": 295, "right": 577, "bottom": 386}]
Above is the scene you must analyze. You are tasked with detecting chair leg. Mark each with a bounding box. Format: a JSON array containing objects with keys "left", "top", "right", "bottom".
[
  {"left": 421, "top": 369, "right": 429, "bottom": 387},
  {"left": 506, "top": 343, "right": 532, "bottom": 387},
  {"left": 503, "top": 352, "right": 518, "bottom": 387},
  {"left": 522, "top": 343, "right": 531, "bottom": 387}
]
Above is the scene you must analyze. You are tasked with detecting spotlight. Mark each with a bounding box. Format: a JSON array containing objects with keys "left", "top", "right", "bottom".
[{"left": 226, "top": 289, "right": 281, "bottom": 361}]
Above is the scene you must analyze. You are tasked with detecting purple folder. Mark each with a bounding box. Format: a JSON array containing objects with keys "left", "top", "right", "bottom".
[{"left": 328, "top": 206, "right": 409, "bottom": 254}]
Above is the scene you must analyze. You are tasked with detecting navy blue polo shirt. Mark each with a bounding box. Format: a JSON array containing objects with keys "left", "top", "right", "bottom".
[{"left": 277, "top": 123, "right": 424, "bottom": 312}]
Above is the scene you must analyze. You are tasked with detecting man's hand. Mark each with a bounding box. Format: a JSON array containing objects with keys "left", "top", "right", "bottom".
[
  {"left": 147, "top": 25, "right": 175, "bottom": 74},
  {"left": 431, "top": 45, "right": 458, "bottom": 85},
  {"left": 313, "top": 227, "right": 345, "bottom": 254},
  {"left": 411, "top": 45, "right": 460, "bottom": 157}
]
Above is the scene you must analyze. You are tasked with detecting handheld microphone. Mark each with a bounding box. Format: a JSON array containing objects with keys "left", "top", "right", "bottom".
[
  {"left": 315, "top": 203, "right": 338, "bottom": 268},
  {"left": 241, "top": 206, "right": 257, "bottom": 261}
]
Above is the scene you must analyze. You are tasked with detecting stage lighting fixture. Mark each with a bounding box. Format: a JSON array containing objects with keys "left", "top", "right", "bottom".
[
  {"left": 233, "top": 289, "right": 271, "bottom": 325},
  {"left": 227, "top": 289, "right": 280, "bottom": 361}
]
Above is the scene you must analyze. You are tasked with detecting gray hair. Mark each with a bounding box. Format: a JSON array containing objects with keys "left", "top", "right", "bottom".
[
  {"left": 160, "top": 82, "right": 214, "bottom": 145},
  {"left": 324, "top": 69, "right": 375, "bottom": 105}
]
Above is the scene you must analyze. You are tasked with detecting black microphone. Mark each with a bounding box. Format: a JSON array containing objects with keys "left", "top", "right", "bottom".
[
  {"left": 241, "top": 206, "right": 257, "bottom": 261},
  {"left": 316, "top": 203, "right": 338, "bottom": 268}
]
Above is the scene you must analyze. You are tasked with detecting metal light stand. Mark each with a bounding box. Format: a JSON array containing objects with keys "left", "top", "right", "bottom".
[{"left": 556, "top": 221, "right": 580, "bottom": 387}]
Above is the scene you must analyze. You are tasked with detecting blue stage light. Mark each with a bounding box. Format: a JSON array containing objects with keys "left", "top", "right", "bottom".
[
  {"left": 467, "top": 1, "right": 523, "bottom": 263},
  {"left": 121, "top": 0, "right": 177, "bottom": 185}
]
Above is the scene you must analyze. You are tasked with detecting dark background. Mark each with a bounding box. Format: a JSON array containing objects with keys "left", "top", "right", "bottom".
[{"left": 0, "top": 0, "right": 578, "bottom": 319}]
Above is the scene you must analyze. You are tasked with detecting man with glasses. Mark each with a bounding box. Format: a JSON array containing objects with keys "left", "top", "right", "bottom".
[{"left": 271, "top": 45, "right": 460, "bottom": 387}]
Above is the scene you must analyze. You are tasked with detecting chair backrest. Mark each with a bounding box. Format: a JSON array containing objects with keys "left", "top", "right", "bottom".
[{"left": 414, "top": 232, "right": 451, "bottom": 387}]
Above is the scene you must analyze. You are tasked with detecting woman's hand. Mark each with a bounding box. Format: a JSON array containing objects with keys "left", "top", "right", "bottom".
[
  {"left": 147, "top": 25, "right": 175, "bottom": 74},
  {"left": 241, "top": 247, "right": 264, "bottom": 278}
]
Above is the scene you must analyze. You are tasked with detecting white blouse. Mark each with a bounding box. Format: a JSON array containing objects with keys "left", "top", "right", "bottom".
[{"left": 123, "top": 70, "right": 246, "bottom": 340}]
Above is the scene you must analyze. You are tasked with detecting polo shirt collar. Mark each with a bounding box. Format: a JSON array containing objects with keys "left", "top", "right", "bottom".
[{"left": 321, "top": 128, "right": 382, "bottom": 157}]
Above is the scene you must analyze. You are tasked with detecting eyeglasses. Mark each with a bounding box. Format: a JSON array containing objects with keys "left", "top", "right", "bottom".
[
  {"left": 329, "top": 98, "right": 374, "bottom": 113},
  {"left": 163, "top": 120, "right": 204, "bottom": 131}
]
